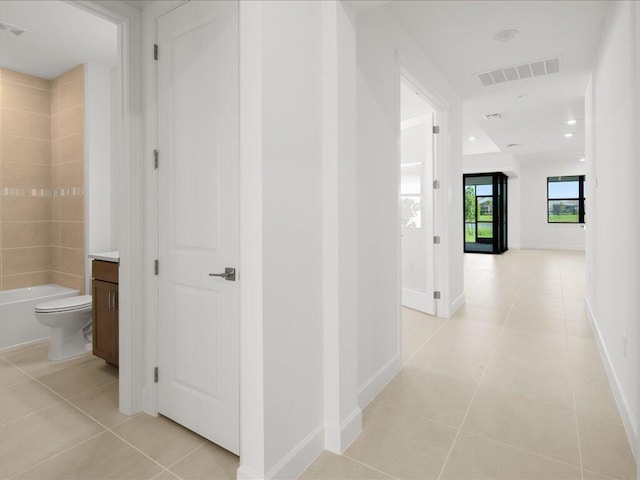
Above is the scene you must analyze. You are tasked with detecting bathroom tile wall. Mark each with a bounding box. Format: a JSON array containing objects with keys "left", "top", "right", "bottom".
[
  {"left": 0, "top": 65, "right": 85, "bottom": 293},
  {"left": 51, "top": 65, "right": 85, "bottom": 293},
  {"left": 0, "top": 68, "right": 53, "bottom": 290}
]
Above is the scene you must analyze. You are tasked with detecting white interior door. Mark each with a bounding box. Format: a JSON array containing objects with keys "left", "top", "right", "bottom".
[
  {"left": 400, "top": 95, "right": 436, "bottom": 315},
  {"left": 157, "top": 0, "right": 239, "bottom": 454}
]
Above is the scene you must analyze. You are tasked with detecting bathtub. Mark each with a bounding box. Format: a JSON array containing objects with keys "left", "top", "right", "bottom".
[{"left": 0, "top": 284, "right": 80, "bottom": 350}]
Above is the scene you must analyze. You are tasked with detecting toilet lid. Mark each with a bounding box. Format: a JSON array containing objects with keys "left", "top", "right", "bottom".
[{"left": 35, "top": 295, "right": 93, "bottom": 313}]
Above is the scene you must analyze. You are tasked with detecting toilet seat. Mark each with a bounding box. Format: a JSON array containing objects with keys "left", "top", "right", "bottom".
[{"left": 35, "top": 295, "right": 92, "bottom": 314}]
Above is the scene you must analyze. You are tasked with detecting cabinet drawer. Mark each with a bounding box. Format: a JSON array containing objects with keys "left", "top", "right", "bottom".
[{"left": 92, "top": 260, "right": 118, "bottom": 283}]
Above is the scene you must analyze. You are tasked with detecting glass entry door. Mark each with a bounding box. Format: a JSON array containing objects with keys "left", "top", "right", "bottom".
[{"left": 464, "top": 172, "right": 508, "bottom": 254}]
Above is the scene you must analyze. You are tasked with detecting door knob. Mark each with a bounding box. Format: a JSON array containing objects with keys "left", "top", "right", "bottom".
[{"left": 209, "top": 267, "right": 236, "bottom": 281}]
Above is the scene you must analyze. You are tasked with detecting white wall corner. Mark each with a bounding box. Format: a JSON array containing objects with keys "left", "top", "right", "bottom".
[
  {"left": 324, "top": 407, "right": 362, "bottom": 454},
  {"left": 358, "top": 355, "right": 402, "bottom": 409},
  {"left": 586, "top": 299, "right": 638, "bottom": 457},
  {"left": 264, "top": 425, "right": 325, "bottom": 480}
]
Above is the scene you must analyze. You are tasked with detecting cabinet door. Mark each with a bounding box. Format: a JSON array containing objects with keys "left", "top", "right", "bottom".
[
  {"left": 112, "top": 284, "right": 119, "bottom": 367},
  {"left": 92, "top": 280, "right": 117, "bottom": 365}
]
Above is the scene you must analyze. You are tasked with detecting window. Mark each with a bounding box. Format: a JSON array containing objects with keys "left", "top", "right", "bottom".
[{"left": 547, "top": 175, "right": 585, "bottom": 223}]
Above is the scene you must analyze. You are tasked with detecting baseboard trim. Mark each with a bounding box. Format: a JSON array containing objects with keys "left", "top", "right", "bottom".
[
  {"left": 237, "top": 465, "right": 265, "bottom": 480},
  {"left": 449, "top": 292, "right": 465, "bottom": 318},
  {"left": 265, "top": 424, "right": 325, "bottom": 480},
  {"left": 358, "top": 355, "right": 401, "bottom": 409},
  {"left": 519, "top": 243, "right": 585, "bottom": 251},
  {"left": 585, "top": 299, "right": 638, "bottom": 459},
  {"left": 325, "top": 407, "right": 362, "bottom": 454}
]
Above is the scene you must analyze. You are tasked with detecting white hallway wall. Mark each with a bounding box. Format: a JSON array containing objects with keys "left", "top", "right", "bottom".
[
  {"left": 518, "top": 155, "right": 586, "bottom": 251},
  {"left": 585, "top": 0, "right": 639, "bottom": 460},
  {"left": 356, "top": 5, "right": 464, "bottom": 407}
]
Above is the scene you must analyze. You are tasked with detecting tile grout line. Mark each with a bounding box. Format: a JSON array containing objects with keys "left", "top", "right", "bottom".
[
  {"left": 561, "top": 269, "right": 585, "bottom": 480},
  {"left": 1, "top": 354, "right": 174, "bottom": 478},
  {"left": 435, "top": 286, "right": 519, "bottom": 480},
  {"left": 341, "top": 452, "right": 399, "bottom": 480}
]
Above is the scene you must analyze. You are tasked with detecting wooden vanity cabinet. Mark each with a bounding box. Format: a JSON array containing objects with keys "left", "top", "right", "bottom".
[{"left": 92, "top": 260, "right": 119, "bottom": 367}]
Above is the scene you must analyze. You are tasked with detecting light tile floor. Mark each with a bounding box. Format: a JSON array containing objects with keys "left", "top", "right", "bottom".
[
  {"left": 0, "top": 341, "right": 238, "bottom": 480},
  {"left": 303, "top": 250, "right": 636, "bottom": 480},
  {"left": 0, "top": 250, "right": 635, "bottom": 479}
]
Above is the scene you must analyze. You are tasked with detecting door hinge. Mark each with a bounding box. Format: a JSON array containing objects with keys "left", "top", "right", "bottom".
[
  {"left": 154, "top": 259, "right": 159, "bottom": 275},
  {"left": 154, "top": 44, "right": 158, "bottom": 61},
  {"left": 154, "top": 367, "right": 158, "bottom": 383},
  {"left": 153, "top": 149, "right": 158, "bottom": 169},
  {"left": 433, "top": 236, "right": 441, "bottom": 244},
  {"left": 433, "top": 125, "right": 440, "bottom": 134},
  {"left": 433, "top": 180, "right": 440, "bottom": 189},
  {"left": 434, "top": 291, "right": 441, "bottom": 300}
]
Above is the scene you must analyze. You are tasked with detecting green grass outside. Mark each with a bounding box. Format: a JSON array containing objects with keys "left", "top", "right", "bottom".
[
  {"left": 477, "top": 214, "right": 493, "bottom": 222},
  {"left": 548, "top": 214, "right": 579, "bottom": 223},
  {"left": 465, "top": 223, "right": 493, "bottom": 242}
]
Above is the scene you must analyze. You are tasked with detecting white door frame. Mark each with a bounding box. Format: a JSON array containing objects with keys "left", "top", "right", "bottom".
[
  {"left": 397, "top": 66, "right": 449, "bottom": 325},
  {"left": 68, "top": 0, "right": 145, "bottom": 415}
]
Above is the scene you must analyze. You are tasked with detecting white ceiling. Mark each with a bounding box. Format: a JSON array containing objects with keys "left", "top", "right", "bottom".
[
  {"left": 386, "top": 1, "right": 610, "bottom": 156},
  {"left": 0, "top": 1, "right": 117, "bottom": 80}
]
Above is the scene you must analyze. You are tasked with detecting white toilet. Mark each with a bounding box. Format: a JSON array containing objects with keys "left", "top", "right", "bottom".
[{"left": 34, "top": 295, "right": 93, "bottom": 361}]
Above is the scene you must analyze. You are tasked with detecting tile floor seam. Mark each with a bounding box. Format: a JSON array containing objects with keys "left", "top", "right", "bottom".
[
  {"left": 403, "top": 314, "right": 453, "bottom": 366},
  {"left": 65, "top": 377, "right": 119, "bottom": 401},
  {"left": 0, "top": 377, "right": 31, "bottom": 393},
  {"left": 162, "top": 437, "right": 209, "bottom": 473},
  {"left": 7, "top": 430, "right": 108, "bottom": 480},
  {"left": 0, "top": 402, "right": 61, "bottom": 429},
  {"left": 561, "top": 270, "right": 585, "bottom": 480},
  {"left": 369, "top": 399, "right": 463, "bottom": 431},
  {"left": 0, "top": 354, "right": 176, "bottom": 477},
  {"left": 341, "top": 452, "right": 400, "bottom": 480},
  {"left": 435, "top": 288, "right": 519, "bottom": 480}
]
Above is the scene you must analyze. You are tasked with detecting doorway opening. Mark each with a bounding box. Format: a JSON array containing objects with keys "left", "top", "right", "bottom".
[
  {"left": 464, "top": 172, "right": 508, "bottom": 254},
  {"left": 399, "top": 78, "right": 436, "bottom": 316}
]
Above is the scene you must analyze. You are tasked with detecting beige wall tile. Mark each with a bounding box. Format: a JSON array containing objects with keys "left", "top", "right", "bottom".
[
  {"left": 1, "top": 271, "right": 53, "bottom": 290},
  {"left": 60, "top": 195, "right": 83, "bottom": 222},
  {"left": 50, "top": 246, "right": 61, "bottom": 271},
  {"left": 59, "top": 78, "right": 84, "bottom": 112},
  {"left": 2, "top": 163, "right": 51, "bottom": 189},
  {"left": 60, "top": 247, "right": 84, "bottom": 277},
  {"left": 57, "top": 272, "right": 84, "bottom": 293},
  {"left": 0, "top": 69, "right": 50, "bottom": 90},
  {"left": 1, "top": 81, "right": 50, "bottom": 115},
  {"left": 51, "top": 222, "right": 61, "bottom": 245},
  {"left": 60, "top": 133, "right": 83, "bottom": 163},
  {"left": 1, "top": 109, "right": 50, "bottom": 140},
  {"left": 50, "top": 113, "right": 61, "bottom": 140},
  {"left": 51, "top": 138, "right": 60, "bottom": 165},
  {"left": 60, "top": 161, "right": 83, "bottom": 188},
  {"left": 59, "top": 105, "right": 84, "bottom": 138},
  {"left": 2, "top": 221, "right": 51, "bottom": 248},
  {"left": 60, "top": 222, "right": 83, "bottom": 249},
  {"left": 2, "top": 196, "right": 51, "bottom": 222},
  {"left": 50, "top": 87, "right": 60, "bottom": 115},
  {"left": 2, "top": 246, "right": 51, "bottom": 275},
  {"left": 1, "top": 135, "right": 50, "bottom": 165},
  {"left": 50, "top": 197, "right": 61, "bottom": 221},
  {"left": 51, "top": 65, "right": 83, "bottom": 90},
  {"left": 51, "top": 164, "right": 61, "bottom": 189}
]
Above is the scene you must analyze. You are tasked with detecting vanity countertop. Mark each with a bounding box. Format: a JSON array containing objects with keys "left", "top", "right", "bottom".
[{"left": 88, "top": 251, "right": 120, "bottom": 264}]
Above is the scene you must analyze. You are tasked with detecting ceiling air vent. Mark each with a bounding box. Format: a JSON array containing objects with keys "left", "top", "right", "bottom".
[
  {"left": 475, "top": 57, "right": 561, "bottom": 87},
  {"left": 483, "top": 113, "right": 503, "bottom": 120},
  {"left": 0, "top": 20, "right": 26, "bottom": 37}
]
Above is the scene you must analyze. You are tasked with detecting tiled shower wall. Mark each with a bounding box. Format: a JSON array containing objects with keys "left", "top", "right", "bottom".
[
  {"left": 51, "top": 66, "right": 85, "bottom": 293},
  {"left": 0, "top": 66, "right": 85, "bottom": 293}
]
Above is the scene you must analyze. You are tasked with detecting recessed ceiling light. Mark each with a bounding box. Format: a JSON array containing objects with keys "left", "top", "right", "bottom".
[
  {"left": 564, "top": 133, "right": 574, "bottom": 138},
  {"left": 468, "top": 137, "right": 476, "bottom": 141},
  {"left": 516, "top": 94, "right": 528, "bottom": 100},
  {"left": 567, "top": 119, "right": 577, "bottom": 125},
  {"left": 579, "top": 157, "right": 585, "bottom": 162},
  {"left": 494, "top": 29, "right": 520, "bottom": 42}
]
